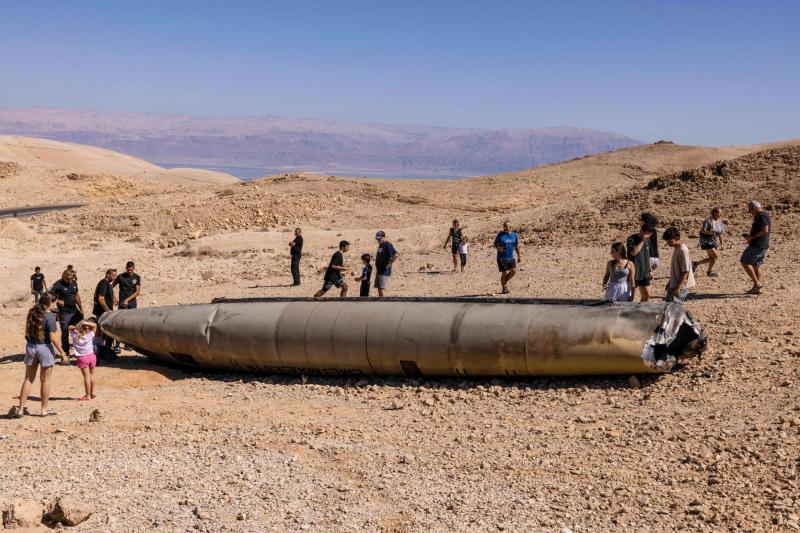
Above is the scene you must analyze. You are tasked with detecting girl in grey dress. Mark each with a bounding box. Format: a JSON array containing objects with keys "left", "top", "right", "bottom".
[{"left": 603, "top": 242, "right": 636, "bottom": 302}]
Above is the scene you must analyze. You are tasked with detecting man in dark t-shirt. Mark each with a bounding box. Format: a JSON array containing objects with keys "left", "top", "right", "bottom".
[
  {"left": 50, "top": 269, "right": 84, "bottom": 356},
  {"left": 626, "top": 225, "right": 654, "bottom": 302},
  {"left": 314, "top": 241, "right": 349, "bottom": 298},
  {"left": 93, "top": 269, "right": 117, "bottom": 317},
  {"left": 30, "top": 266, "right": 46, "bottom": 303},
  {"left": 114, "top": 261, "right": 141, "bottom": 309},
  {"left": 289, "top": 228, "right": 304, "bottom": 286},
  {"left": 374, "top": 231, "right": 399, "bottom": 297},
  {"left": 740, "top": 200, "right": 771, "bottom": 294}
]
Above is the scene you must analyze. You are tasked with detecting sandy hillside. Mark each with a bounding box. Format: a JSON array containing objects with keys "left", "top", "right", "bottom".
[
  {"left": 0, "top": 139, "right": 798, "bottom": 532},
  {"left": 0, "top": 135, "right": 238, "bottom": 208}
]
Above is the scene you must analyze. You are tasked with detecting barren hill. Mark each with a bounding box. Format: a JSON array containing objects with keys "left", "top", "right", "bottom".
[
  {"left": 0, "top": 107, "right": 641, "bottom": 177},
  {"left": 0, "top": 135, "right": 239, "bottom": 208}
]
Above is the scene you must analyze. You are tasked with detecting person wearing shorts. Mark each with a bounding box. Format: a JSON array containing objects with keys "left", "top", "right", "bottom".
[
  {"left": 69, "top": 320, "right": 98, "bottom": 400},
  {"left": 627, "top": 225, "right": 654, "bottom": 302},
  {"left": 663, "top": 227, "right": 696, "bottom": 304},
  {"left": 494, "top": 221, "right": 521, "bottom": 294},
  {"left": 30, "top": 266, "right": 47, "bottom": 304},
  {"left": 693, "top": 207, "right": 724, "bottom": 277},
  {"left": 314, "top": 241, "right": 349, "bottom": 297},
  {"left": 443, "top": 219, "right": 465, "bottom": 272},
  {"left": 640, "top": 213, "right": 660, "bottom": 270},
  {"left": 10, "top": 294, "right": 65, "bottom": 418},
  {"left": 740, "top": 200, "right": 771, "bottom": 294},
  {"left": 374, "top": 231, "right": 399, "bottom": 297}
]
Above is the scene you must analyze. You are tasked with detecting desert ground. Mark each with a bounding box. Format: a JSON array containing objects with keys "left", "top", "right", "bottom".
[{"left": 0, "top": 136, "right": 798, "bottom": 531}]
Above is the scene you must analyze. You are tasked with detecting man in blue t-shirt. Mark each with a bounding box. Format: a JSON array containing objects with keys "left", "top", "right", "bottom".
[
  {"left": 374, "top": 231, "right": 399, "bottom": 297},
  {"left": 493, "top": 220, "right": 521, "bottom": 294}
]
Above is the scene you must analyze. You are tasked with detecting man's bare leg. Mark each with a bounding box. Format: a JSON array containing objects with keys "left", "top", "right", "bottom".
[{"left": 639, "top": 286, "right": 650, "bottom": 302}]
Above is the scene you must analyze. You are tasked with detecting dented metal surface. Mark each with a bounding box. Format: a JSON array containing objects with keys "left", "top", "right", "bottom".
[{"left": 100, "top": 297, "right": 705, "bottom": 377}]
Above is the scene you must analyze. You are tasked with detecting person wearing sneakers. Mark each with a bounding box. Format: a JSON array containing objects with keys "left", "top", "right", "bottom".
[
  {"left": 30, "top": 266, "right": 47, "bottom": 304},
  {"left": 740, "top": 200, "right": 771, "bottom": 294},
  {"left": 663, "top": 227, "right": 696, "bottom": 304},
  {"left": 693, "top": 207, "right": 725, "bottom": 277},
  {"left": 10, "top": 294, "right": 65, "bottom": 418},
  {"left": 68, "top": 320, "right": 98, "bottom": 401},
  {"left": 494, "top": 221, "right": 521, "bottom": 294},
  {"left": 314, "top": 240, "right": 349, "bottom": 298},
  {"left": 374, "top": 231, "right": 399, "bottom": 297}
]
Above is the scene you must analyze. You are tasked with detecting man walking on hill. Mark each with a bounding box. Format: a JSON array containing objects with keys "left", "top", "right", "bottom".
[
  {"left": 374, "top": 231, "right": 399, "bottom": 297},
  {"left": 30, "top": 266, "right": 47, "bottom": 303},
  {"left": 289, "top": 228, "right": 303, "bottom": 286},
  {"left": 740, "top": 200, "right": 771, "bottom": 294},
  {"left": 663, "top": 227, "right": 695, "bottom": 304},
  {"left": 314, "top": 241, "right": 349, "bottom": 298},
  {"left": 443, "top": 219, "right": 466, "bottom": 272},
  {"left": 494, "top": 221, "right": 521, "bottom": 294}
]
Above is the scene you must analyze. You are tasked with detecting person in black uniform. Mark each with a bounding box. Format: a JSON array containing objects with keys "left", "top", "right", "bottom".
[
  {"left": 50, "top": 269, "right": 84, "bottom": 357},
  {"left": 93, "top": 268, "right": 118, "bottom": 358},
  {"left": 30, "top": 266, "right": 47, "bottom": 303},
  {"left": 289, "top": 228, "right": 304, "bottom": 286},
  {"left": 314, "top": 241, "right": 349, "bottom": 298},
  {"left": 113, "top": 261, "right": 141, "bottom": 309}
]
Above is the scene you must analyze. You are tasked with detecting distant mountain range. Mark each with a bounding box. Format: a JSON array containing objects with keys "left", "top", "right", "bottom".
[{"left": 0, "top": 107, "right": 642, "bottom": 178}]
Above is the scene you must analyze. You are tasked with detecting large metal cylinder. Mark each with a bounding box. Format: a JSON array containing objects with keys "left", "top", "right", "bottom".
[{"left": 100, "top": 297, "right": 705, "bottom": 377}]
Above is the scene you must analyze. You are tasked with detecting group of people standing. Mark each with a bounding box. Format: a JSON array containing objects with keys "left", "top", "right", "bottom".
[
  {"left": 603, "top": 200, "right": 772, "bottom": 303},
  {"left": 11, "top": 262, "right": 142, "bottom": 417}
]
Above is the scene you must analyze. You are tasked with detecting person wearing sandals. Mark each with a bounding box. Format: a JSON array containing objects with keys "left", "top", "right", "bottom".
[
  {"left": 693, "top": 207, "right": 724, "bottom": 277},
  {"left": 69, "top": 320, "right": 98, "bottom": 401},
  {"left": 10, "top": 294, "right": 65, "bottom": 418},
  {"left": 741, "top": 200, "right": 771, "bottom": 295},
  {"left": 602, "top": 242, "right": 635, "bottom": 302}
]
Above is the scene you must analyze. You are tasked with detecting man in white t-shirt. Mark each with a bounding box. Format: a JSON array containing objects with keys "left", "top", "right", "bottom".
[{"left": 662, "top": 227, "right": 696, "bottom": 304}]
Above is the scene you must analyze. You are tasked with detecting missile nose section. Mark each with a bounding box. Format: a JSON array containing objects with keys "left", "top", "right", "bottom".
[{"left": 99, "top": 297, "right": 705, "bottom": 377}]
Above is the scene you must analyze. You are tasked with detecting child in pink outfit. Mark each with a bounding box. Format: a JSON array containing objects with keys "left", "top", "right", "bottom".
[{"left": 68, "top": 320, "right": 97, "bottom": 401}]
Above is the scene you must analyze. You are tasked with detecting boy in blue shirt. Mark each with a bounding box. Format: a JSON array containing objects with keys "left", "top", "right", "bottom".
[{"left": 355, "top": 254, "right": 373, "bottom": 297}]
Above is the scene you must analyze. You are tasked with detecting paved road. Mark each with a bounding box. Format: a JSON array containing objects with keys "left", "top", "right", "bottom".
[{"left": 0, "top": 204, "right": 84, "bottom": 219}]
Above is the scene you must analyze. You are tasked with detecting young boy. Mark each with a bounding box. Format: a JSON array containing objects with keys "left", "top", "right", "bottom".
[
  {"left": 30, "top": 266, "right": 47, "bottom": 303},
  {"left": 314, "top": 241, "right": 349, "bottom": 298},
  {"left": 355, "top": 254, "right": 373, "bottom": 297},
  {"left": 663, "top": 227, "right": 696, "bottom": 304}
]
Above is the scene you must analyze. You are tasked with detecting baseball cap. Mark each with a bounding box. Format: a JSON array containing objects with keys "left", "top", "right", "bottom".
[{"left": 375, "top": 231, "right": 386, "bottom": 240}]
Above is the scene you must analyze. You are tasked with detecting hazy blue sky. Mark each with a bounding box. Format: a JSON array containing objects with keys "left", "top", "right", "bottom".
[{"left": 1, "top": 1, "right": 798, "bottom": 145}]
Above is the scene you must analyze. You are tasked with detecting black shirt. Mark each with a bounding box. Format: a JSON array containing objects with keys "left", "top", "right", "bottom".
[
  {"left": 290, "top": 235, "right": 304, "bottom": 257},
  {"left": 31, "top": 273, "right": 45, "bottom": 292},
  {"left": 750, "top": 211, "right": 771, "bottom": 249},
  {"left": 93, "top": 279, "right": 114, "bottom": 316},
  {"left": 51, "top": 279, "right": 79, "bottom": 312},
  {"left": 325, "top": 251, "right": 343, "bottom": 282},
  {"left": 626, "top": 234, "right": 650, "bottom": 282},
  {"left": 116, "top": 272, "right": 141, "bottom": 302},
  {"left": 375, "top": 241, "right": 398, "bottom": 275}
]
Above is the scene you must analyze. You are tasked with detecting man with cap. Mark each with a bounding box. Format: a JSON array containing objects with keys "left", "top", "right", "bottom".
[
  {"left": 374, "top": 231, "right": 399, "bottom": 297},
  {"left": 314, "top": 240, "right": 350, "bottom": 298},
  {"left": 740, "top": 200, "right": 771, "bottom": 294}
]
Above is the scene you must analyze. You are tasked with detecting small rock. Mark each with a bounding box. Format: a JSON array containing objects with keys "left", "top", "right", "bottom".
[
  {"left": 354, "top": 379, "right": 369, "bottom": 388},
  {"left": 422, "top": 398, "right": 435, "bottom": 407},
  {"left": 43, "top": 496, "right": 93, "bottom": 527},
  {"left": 2, "top": 498, "right": 44, "bottom": 528},
  {"left": 89, "top": 409, "right": 102, "bottom": 422},
  {"left": 628, "top": 375, "right": 641, "bottom": 389},
  {"left": 399, "top": 454, "right": 415, "bottom": 464}
]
